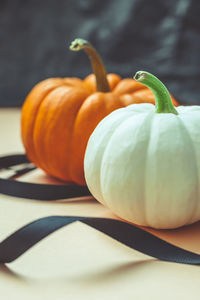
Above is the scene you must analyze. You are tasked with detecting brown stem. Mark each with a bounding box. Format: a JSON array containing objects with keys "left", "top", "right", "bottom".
[{"left": 70, "top": 38, "right": 110, "bottom": 92}]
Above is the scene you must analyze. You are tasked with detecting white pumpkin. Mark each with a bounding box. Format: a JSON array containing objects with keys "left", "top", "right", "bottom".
[{"left": 84, "top": 71, "right": 200, "bottom": 229}]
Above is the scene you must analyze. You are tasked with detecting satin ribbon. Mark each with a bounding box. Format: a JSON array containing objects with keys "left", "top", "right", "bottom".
[{"left": 0, "top": 154, "right": 90, "bottom": 200}]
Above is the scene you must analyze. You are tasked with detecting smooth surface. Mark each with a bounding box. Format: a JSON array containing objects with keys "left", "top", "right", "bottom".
[{"left": 1, "top": 108, "right": 200, "bottom": 299}]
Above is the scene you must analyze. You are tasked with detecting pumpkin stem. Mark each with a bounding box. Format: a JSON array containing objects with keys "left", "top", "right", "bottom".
[
  {"left": 134, "top": 71, "right": 178, "bottom": 115},
  {"left": 70, "top": 38, "right": 110, "bottom": 93}
]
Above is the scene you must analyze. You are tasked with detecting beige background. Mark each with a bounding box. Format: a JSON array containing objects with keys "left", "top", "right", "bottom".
[{"left": 0, "top": 108, "right": 200, "bottom": 299}]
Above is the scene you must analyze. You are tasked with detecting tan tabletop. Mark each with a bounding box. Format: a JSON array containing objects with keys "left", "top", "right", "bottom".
[{"left": 0, "top": 108, "right": 200, "bottom": 300}]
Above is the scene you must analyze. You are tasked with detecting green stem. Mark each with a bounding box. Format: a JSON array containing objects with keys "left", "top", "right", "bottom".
[
  {"left": 70, "top": 38, "right": 110, "bottom": 93},
  {"left": 134, "top": 71, "right": 178, "bottom": 115}
]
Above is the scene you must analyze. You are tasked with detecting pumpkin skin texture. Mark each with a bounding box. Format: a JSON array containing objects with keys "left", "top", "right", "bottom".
[
  {"left": 21, "top": 80, "right": 125, "bottom": 185},
  {"left": 21, "top": 40, "right": 178, "bottom": 185},
  {"left": 84, "top": 72, "right": 200, "bottom": 229}
]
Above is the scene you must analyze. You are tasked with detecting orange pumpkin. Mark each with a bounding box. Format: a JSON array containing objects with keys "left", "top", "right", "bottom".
[{"left": 21, "top": 38, "right": 178, "bottom": 185}]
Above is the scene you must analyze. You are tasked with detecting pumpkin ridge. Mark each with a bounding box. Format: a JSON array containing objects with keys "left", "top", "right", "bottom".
[
  {"left": 55, "top": 87, "right": 91, "bottom": 181},
  {"left": 69, "top": 92, "right": 128, "bottom": 185},
  {"left": 176, "top": 114, "right": 200, "bottom": 225},
  {"left": 99, "top": 109, "right": 154, "bottom": 224},
  {"left": 144, "top": 113, "right": 198, "bottom": 228},
  {"left": 138, "top": 111, "right": 156, "bottom": 227},
  {"left": 65, "top": 91, "right": 93, "bottom": 183},
  {"left": 83, "top": 73, "right": 122, "bottom": 93},
  {"left": 99, "top": 110, "right": 136, "bottom": 204},
  {"left": 33, "top": 86, "right": 90, "bottom": 181},
  {"left": 22, "top": 79, "right": 66, "bottom": 167},
  {"left": 107, "top": 74, "right": 122, "bottom": 91},
  {"left": 113, "top": 78, "right": 146, "bottom": 95},
  {"left": 32, "top": 85, "right": 70, "bottom": 174},
  {"left": 22, "top": 77, "right": 88, "bottom": 168},
  {"left": 68, "top": 92, "right": 107, "bottom": 184}
]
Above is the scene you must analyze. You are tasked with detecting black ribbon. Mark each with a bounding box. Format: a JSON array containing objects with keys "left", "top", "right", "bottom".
[
  {"left": 0, "top": 154, "right": 90, "bottom": 200},
  {"left": 0, "top": 154, "right": 200, "bottom": 265}
]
